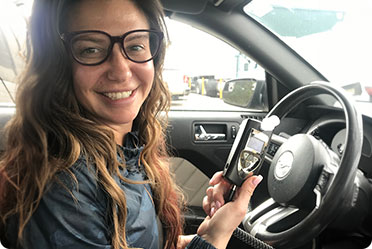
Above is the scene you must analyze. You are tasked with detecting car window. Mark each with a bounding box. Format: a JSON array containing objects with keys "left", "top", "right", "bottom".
[
  {"left": 164, "top": 18, "right": 268, "bottom": 112},
  {"left": 0, "top": 25, "right": 18, "bottom": 103},
  {"left": 0, "top": 0, "right": 27, "bottom": 104},
  {"left": 0, "top": 29, "right": 14, "bottom": 71},
  {"left": 244, "top": 0, "right": 372, "bottom": 117}
]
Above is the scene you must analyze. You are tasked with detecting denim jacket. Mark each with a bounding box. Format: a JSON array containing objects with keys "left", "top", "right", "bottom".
[
  {"left": 4, "top": 132, "right": 215, "bottom": 249},
  {"left": 4, "top": 132, "right": 159, "bottom": 249}
]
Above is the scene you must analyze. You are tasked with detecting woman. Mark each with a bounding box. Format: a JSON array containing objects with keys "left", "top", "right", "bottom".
[{"left": 0, "top": 0, "right": 262, "bottom": 248}]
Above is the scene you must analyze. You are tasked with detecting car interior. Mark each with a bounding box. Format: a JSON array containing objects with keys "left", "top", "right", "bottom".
[
  {"left": 160, "top": 0, "right": 372, "bottom": 249},
  {"left": 0, "top": 0, "right": 372, "bottom": 249}
]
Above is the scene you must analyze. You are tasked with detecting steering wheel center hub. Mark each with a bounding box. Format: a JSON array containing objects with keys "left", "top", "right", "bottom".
[{"left": 268, "top": 134, "right": 326, "bottom": 207}]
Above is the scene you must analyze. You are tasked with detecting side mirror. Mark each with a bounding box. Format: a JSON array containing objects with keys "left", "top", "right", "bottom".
[
  {"left": 222, "top": 78, "right": 267, "bottom": 110},
  {"left": 341, "top": 82, "right": 362, "bottom": 96}
]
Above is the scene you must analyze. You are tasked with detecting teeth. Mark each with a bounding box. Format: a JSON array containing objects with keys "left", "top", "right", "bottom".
[{"left": 104, "top": 91, "right": 132, "bottom": 100}]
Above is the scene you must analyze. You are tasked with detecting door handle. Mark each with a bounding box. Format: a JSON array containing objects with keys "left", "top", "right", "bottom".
[{"left": 195, "top": 125, "right": 226, "bottom": 141}]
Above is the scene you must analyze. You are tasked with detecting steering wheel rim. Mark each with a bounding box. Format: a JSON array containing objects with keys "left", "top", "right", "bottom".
[{"left": 243, "top": 81, "right": 363, "bottom": 248}]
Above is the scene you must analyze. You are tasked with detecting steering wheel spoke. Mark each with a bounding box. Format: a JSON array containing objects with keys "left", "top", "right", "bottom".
[
  {"left": 313, "top": 142, "right": 341, "bottom": 208},
  {"left": 313, "top": 166, "right": 335, "bottom": 208},
  {"left": 243, "top": 198, "right": 299, "bottom": 236}
]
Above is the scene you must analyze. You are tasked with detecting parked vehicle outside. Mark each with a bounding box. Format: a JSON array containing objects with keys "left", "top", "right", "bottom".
[
  {"left": 191, "top": 75, "right": 222, "bottom": 97},
  {"left": 163, "top": 68, "right": 190, "bottom": 100}
]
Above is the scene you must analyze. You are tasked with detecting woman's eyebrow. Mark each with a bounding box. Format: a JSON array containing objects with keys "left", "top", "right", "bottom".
[
  {"left": 76, "top": 36, "right": 107, "bottom": 43},
  {"left": 125, "top": 33, "right": 150, "bottom": 42}
]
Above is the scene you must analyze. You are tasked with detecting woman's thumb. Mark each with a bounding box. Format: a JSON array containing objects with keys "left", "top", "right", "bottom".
[{"left": 236, "top": 175, "right": 263, "bottom": 204}]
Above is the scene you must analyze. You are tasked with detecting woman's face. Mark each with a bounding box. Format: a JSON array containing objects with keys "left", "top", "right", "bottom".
[{"left": 67, "top": 0, "right": 154, "bottom": 144}]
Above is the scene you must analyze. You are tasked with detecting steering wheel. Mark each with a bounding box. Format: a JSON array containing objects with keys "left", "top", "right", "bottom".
[{"left": 242, "top": 81, "right": 363, "bottom": 248}]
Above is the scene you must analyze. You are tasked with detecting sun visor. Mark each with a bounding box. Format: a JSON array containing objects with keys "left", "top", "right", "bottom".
[{"left": 161, "top": 0, "right": 208, "bottom": 14}]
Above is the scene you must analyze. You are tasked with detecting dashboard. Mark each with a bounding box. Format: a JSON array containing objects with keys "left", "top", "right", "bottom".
[{"left": 269, "top": 105, "right": 372, "bottom": 179}]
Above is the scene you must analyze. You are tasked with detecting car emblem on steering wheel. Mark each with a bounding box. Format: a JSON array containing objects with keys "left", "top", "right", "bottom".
[{"left": 274, "top": 151, "right": 294, "bottom": 180}]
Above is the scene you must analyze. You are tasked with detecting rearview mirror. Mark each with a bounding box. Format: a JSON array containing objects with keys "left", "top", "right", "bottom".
[{"left": 222, "top": 78, "right": 267, "bottom": 110}]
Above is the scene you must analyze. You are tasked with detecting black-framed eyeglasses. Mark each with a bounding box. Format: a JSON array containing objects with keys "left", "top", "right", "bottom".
[{"left": 60, "top": 29, "right": 164, "bottom": 66}]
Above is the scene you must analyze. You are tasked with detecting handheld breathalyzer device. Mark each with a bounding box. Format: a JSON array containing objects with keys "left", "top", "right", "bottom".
[{"left": 223, "top": 116, "right": 279, "bottom": 200}]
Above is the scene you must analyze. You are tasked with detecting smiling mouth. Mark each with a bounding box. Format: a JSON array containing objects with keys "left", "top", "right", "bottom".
[{"left": 103, "top": 91, "right": 133, "bottom": 100}]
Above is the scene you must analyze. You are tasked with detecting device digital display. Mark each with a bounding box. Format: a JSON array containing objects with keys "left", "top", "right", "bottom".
[{"left": 247, "top": 136, "right": 265, "bottom": 152}]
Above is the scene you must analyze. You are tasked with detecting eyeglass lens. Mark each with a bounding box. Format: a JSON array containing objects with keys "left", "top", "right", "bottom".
[{"left": 70, "top": 31, "right": 161, "bottom": 65}]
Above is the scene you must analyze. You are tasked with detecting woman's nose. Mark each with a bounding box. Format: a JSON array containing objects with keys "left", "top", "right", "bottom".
[{"left": 106, "top": 43, "right": 132, "bottom": 82}]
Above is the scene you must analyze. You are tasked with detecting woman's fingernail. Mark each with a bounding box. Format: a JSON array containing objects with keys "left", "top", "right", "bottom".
[
  {"left": 253, "top": 175, "right": 263, "bottom": 187},
  {"left": 210, "top": 207, "right": 215, "bottom": 217},
  {"left": 215, "top": 201, "right": 221, "bottom": 210}
]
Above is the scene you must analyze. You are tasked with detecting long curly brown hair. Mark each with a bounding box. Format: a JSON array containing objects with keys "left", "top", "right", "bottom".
[{"left": 0, "top": 0, "right": 184, "bottom": 249}]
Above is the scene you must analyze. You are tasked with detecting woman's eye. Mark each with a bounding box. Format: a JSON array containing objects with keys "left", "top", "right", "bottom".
[
  {"left": 81, "top": 47, "right": 99, "bottom": 54},
  {"left": 73, "top": 46, "right": 107, "bottom": 60},
  {"left": 127, "top": 44, "right": 145, "bottom": 52},
  {"left": 72, "top": 39, "right": 107, "bottom": 58}
]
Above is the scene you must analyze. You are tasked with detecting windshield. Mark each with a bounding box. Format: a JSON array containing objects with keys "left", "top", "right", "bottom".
[{"left": 244, "top": 0, "right": 372, "bottom": 117}]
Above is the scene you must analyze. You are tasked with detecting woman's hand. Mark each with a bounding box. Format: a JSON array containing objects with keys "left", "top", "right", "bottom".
[
  {"left": 202, "top": 171, "right": 232, "bottom": 218},
  {"left": 198, "top": 172, "right": 263, "bottom": 249},
  {"left": 178, "top": 234, "right": 196, "bottom": 249}
]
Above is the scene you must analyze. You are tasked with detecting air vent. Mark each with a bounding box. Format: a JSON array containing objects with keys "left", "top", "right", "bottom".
[{"left": 241, "top": 115, "right": 265, "bottom": 121}]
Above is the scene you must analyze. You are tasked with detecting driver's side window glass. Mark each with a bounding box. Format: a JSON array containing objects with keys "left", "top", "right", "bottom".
[{"left": 164, "top": 18, "right": 268, "bottom": 112}]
